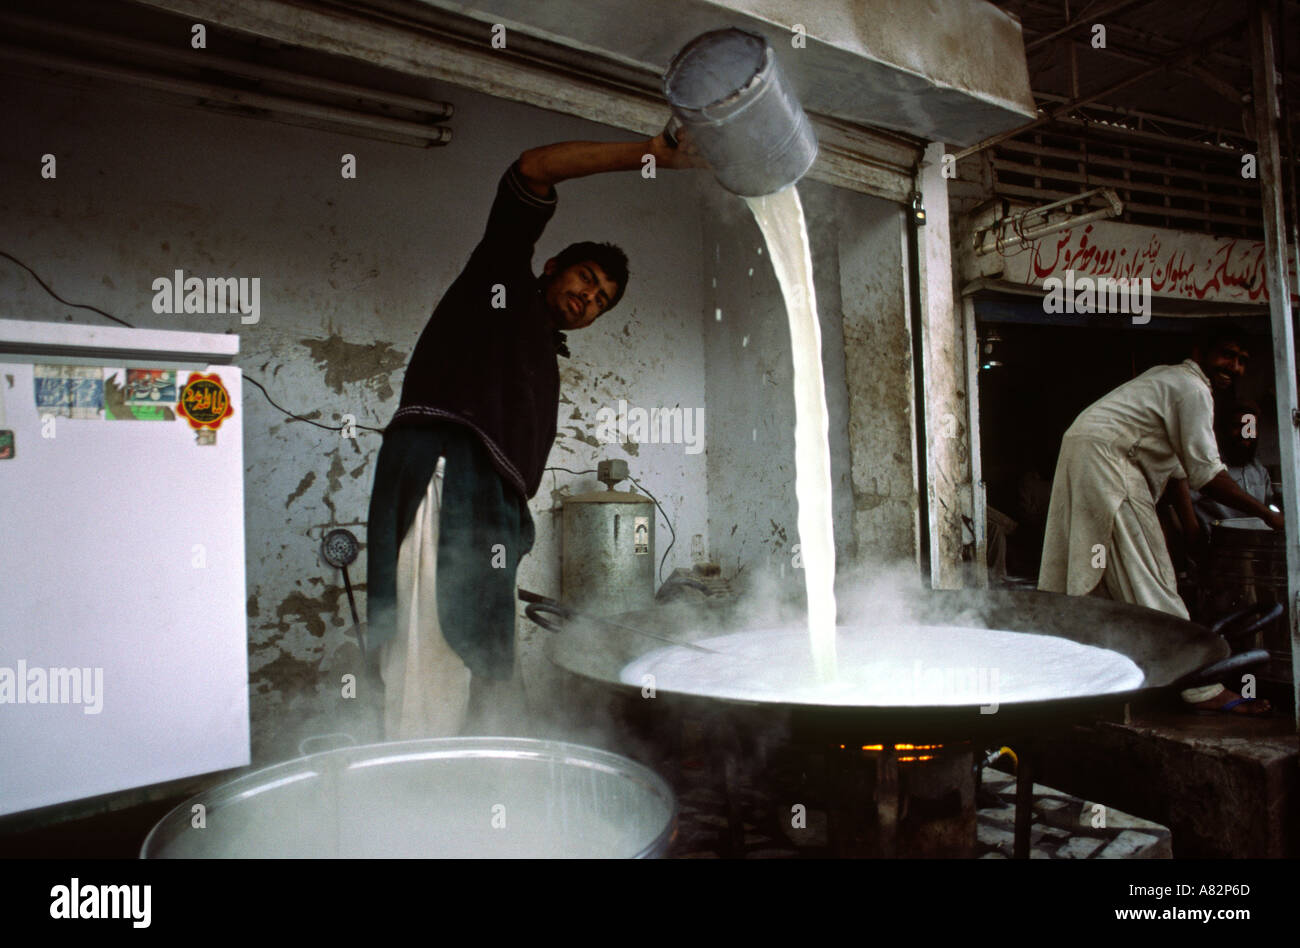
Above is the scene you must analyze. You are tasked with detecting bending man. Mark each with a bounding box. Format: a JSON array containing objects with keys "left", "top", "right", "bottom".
[{"left": 1038, "top": 330, "right": 1282, "bottom": 713}]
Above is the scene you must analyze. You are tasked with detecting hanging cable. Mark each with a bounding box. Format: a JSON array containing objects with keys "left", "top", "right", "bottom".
[
  {"left": 243, "top": 375, "right": 384, "bottom": 433},
  {"left": 0, "top": 250, "right": 135, "bottom": 327}
]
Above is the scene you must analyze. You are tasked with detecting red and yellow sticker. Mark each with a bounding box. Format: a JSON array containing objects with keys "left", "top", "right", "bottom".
[{"left": 176, "top": 373, "right": 233, "bottom": 430}]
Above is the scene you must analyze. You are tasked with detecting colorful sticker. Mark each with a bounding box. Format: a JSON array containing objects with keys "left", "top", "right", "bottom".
[
  {"left": 176, "top": 373, "right": 233, "bottom": 430},
  {"left": 68, "top": 367, "right": 103, "bottom": 419},
  {"left": 102, "top": 368, "right": 175, "bottom": 420},
  {"left": 34, "top": 365, "right": 103, "bottom": 419},
  {"left": 0, "top": 430, "right": 12, "bottom": 460},
  {"left": 125, "top": 369, "right": 176, "bottom": 405},
  {"left": 34, "top": 365, "right": 66, "bottom": 414}
]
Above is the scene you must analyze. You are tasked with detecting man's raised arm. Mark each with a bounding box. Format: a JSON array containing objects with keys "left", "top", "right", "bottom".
[{"left": 516, "top": 134, "right": 703, "bottom": 197}]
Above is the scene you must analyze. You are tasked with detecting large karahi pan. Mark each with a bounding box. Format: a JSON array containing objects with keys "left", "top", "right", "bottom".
[{"left": 524, "top": 589, "right": 1253, "bottom": 741}]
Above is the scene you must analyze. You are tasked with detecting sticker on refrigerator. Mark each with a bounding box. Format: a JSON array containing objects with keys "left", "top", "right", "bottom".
[
  {"left": 176, "top": 372, "right": 233, "bottom": 430},
  {"left": 634, "top": 517, "right": 650, "bottom": 554},
  {"left": 103, "top": 368, "right": 176, "bottom": 421},
  {"left": 34, "top": 365, "right": 67, "bottom": 414},
  {"left": 34, "top": 365, "right": 103, "bottom": 419},
  {"left": 126, "top": 369, "right": 177, "bottom": 405}
]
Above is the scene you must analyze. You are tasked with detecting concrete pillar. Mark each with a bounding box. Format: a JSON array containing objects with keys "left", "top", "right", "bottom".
[
  {"left": 836, "top": 192, "right": 920, "bottom": 565},
  {"left": 916, "top": 142, "right": 970, "bottom": 589},
  {"left": 1247, "top": 0, "right": 1300, "bottom": 728}
]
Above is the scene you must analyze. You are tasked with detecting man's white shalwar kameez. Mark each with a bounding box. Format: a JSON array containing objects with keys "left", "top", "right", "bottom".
[{"left": 1038, "top": 360, "right": 1226, "bottom": 618}]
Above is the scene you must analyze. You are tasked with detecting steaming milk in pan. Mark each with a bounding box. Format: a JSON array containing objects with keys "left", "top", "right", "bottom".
[
  {"left": 745, "top": 187, "right": 838, "bottom": 681},
  {"left": 621, "top": 626, "right": 1145, "bottom": 705}
]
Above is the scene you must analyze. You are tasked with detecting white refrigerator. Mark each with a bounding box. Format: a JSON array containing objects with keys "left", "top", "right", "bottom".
[{"left": 0, "top": 318, "right": 249, "bottom": 817}]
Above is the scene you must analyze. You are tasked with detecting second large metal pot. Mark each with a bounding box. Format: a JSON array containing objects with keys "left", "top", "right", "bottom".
[{"left": 141, "top": 738, "right": 676, "bottom": 858}]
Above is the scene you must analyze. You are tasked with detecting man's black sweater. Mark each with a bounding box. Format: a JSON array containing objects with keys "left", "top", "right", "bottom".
[{"left": 388, "top": 162, "right": 565, "bottom": 499}]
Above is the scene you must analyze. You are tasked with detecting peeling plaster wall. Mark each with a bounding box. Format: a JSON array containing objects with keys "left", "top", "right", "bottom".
[{"left": 0, "top": 70, "right": 707, "bottom": 765}]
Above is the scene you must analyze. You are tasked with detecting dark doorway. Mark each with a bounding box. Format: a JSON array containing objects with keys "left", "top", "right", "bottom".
[{"left": 973, "top": 301, "right": 1273, "bottom": 582}]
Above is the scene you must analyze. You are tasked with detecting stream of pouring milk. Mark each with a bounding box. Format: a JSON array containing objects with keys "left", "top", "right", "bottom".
[{"left": 745, "top": 186, "right": 838, "bottom": 681}]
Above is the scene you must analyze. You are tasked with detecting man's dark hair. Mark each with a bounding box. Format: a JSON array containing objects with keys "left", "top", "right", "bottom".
[
  {"left": 549, "top": 241, "right": 630, "bottom": 310},
  {"left": 1196, "top": 325, "right": 1253, "bottom": 358}
]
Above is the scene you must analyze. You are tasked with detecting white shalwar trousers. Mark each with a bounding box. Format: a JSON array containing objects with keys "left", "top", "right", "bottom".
[
  {"left": 1090, "top": 497, "right": 1223, "bottom": 703},
  {"left": 379, "top": 458, "right": 473, "bottom": 739}
]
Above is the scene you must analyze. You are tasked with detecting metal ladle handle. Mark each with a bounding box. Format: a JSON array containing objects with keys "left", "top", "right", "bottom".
[
  {"left": 1178, "top": 649, "right": 1271, "bottom": 687},
  {"left": 517, "top": 587, "right": 720, "bottom": 655},
  {"left": 1209, "top": 603, "right": 1284, "bottom": 642}
]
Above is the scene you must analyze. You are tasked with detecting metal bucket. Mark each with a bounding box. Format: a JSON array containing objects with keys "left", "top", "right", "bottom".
[
  {"left": 1207, "top": 517, "right": 1291, "bottom": 683},
  {"left": 1208, "top": 517, "right": 1287, "bottom": 601},
  {"left": 663, "top": 28, "right": 817, "bottom": 196},
  {"left": 140, "top": 738, "right": 677, "bottom": 858}
]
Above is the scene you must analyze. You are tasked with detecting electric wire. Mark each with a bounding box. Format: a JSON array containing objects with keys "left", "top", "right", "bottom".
[
  {"left": 0, "top": 250, "right": 135, "bottom": 327},
  {"left": 243, "top": 374, "right": 384, "bottom": 433}
]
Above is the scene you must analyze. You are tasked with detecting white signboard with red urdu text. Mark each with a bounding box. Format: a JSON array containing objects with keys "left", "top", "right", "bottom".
[{"left": 1000, "top": 219, "right": 1297, "bottom": 306}]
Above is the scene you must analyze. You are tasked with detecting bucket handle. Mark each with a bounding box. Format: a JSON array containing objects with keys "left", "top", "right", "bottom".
[{"left": 524, "top": 602, "right": 570, "bottom": 634}]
